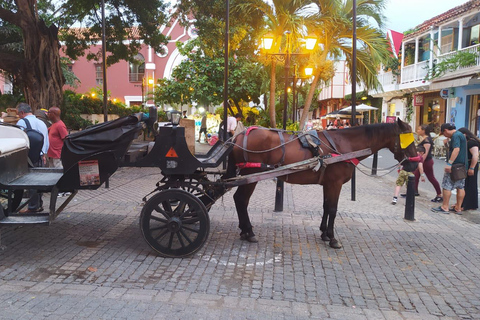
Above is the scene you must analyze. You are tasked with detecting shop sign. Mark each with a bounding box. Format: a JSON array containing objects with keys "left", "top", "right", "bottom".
[
  {"left": 386, "top": 116, "right": 397, "bottom": 123},
  {"left": 414, "top": 94, "right": 424, "bottom": 106},
  {"left": 440, "top": 88, "right": 451, "bottom": 99}
]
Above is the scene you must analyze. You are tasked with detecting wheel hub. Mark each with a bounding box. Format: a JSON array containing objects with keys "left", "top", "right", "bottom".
[{"left": 167, "top": 217, "right": 182, "bottom": 232}]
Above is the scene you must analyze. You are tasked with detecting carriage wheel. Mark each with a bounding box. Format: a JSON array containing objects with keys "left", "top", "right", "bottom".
[{"left": 140, "top": 189, "right": 210, "bottom": 258}]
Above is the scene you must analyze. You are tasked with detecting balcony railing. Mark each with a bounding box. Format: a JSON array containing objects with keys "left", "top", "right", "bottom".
[
  {"left": 129, "top": 72, "right": 145, "bottom": 82},
  {"left": 401, "top": 60, "right": 428, "bottom": 84},
  {"left": 377, "top": 71, "right": 397, "bottom": 87},
  {"left": 437, "top": 43, "right": 480, "bottom": 74}
]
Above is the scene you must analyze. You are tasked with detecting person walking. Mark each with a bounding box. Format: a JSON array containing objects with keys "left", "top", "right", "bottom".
[
  {"left": 432, "top": 123, "right": 468, "bottom": 215},
  {"left": 47, "top": 106, "right": 68, "bottom": 168},
  {"left": 197, "top": 114, "right": 207, "bottom": 143},
  {"left": 458, "top": 127, "right": 479, "bottom": 211},
  {"left": 16, "top": 103, "right": 49, "bottom": 213},
  {"left": 414, "top": 124, "right": 442, "bottom": 202}
]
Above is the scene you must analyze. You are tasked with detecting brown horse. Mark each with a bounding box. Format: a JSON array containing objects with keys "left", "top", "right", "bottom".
[{"left": 225, "top": 118, "right": 417, "bottom": 249}]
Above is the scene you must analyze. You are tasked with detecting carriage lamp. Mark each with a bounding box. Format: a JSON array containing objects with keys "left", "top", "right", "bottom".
[{"left": 169, "top": 111, "right": 182, "bottom": 126}]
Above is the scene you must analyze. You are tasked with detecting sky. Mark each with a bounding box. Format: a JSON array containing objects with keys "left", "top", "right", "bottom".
[{"left": 384, "top": 0, "right": 470, "bottom": 32}]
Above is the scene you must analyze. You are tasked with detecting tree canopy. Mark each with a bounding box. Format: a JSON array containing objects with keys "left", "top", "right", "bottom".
[{"left": 0, "top": 0, "right": 170, "bottom": 109}]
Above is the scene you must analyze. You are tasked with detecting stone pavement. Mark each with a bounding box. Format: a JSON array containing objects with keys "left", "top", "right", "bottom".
[{"left": 1, "top": 152, "right": 480, "bottom": 319}]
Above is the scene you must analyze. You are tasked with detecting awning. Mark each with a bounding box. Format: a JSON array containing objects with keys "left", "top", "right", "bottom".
[
  {"left": 322, "top": 110, "right": 363, "bottom": 119},
  {"left": 429, "top": 76, "right": 473, "bottom": 90},
  {"left": 340, "top": 104, "right": 378, "bottom": 112}
]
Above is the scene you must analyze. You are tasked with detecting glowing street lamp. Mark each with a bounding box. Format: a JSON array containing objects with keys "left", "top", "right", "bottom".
[{"left": 260, "top": 32, "right": 317, "bottom": 212}]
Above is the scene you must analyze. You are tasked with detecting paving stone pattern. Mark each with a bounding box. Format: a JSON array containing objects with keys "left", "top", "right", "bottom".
[{"left": 1, "top": 167, "right": 479, "bottom": 319}]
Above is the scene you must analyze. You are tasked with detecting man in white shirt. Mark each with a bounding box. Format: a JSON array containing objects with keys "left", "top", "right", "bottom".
[
  {"left": 227, "top": 113, "right": 242, "bottom": 138},
  {"left": 16, "top": 102, "right": 50, "bottom": 213}
]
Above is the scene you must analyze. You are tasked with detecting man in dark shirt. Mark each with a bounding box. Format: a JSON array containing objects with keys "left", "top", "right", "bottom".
[{"left": 432, "top": 123, "right": 467, "bottom": 214}]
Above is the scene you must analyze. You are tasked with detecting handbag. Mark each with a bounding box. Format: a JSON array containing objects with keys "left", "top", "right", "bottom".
[{"left": 451, "top": 163, "right": 467, "bottom": 181}]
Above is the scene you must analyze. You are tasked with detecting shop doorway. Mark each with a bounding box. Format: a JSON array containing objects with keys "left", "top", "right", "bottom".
[{"left": 468, "top": 95, "right": 479, "bottom": 135}]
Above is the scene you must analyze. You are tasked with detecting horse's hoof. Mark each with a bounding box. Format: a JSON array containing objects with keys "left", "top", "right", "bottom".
[
  {"left": 329, "top": 239, "right": 342, "bottom": 249},
  {"left": 240, "top": 233, "right": 258, "bottom": 243},
  {"left": 320, "top": 233, "right": 330, "bottom": 241}
]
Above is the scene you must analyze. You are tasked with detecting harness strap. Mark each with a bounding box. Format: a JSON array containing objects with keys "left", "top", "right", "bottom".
[
  {"left": 278, "top": 131, "right": 286, "bottom": 165},
  {"left": 322, "top": 130, "right": 337, "bottom": 152},
  {"left": 243, "top": 132, "right": 249, "bottom": 163}
]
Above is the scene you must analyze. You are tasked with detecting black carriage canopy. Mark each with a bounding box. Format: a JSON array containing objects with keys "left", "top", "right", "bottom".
[{"left": 61, "top": 115, "right": 143, "bottom": 169}]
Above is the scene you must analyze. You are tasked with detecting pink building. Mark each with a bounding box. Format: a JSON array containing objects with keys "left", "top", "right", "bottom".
[{"left": 65, "top": 16, "right": 195, "bottom": 107}]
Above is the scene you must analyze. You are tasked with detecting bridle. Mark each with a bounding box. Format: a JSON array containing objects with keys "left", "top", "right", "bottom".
[{"left": 393, "top": 129, "right": 416, "bottom": 162}]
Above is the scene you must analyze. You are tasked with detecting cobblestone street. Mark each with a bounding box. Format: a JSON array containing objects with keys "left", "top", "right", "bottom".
[{"left": 1, "top": 165, "right": 479, "bottom": 319}]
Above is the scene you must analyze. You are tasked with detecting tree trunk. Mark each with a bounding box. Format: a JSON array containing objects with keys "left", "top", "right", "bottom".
[
  {"left": 269, "top": 59, "right": 277, "bottom": 128},
  {"left": 299, "top": 72, "right": 320, "bottom": 130},
  {"left": 17, "top": 0, "right": 64, "bottom": 111}
]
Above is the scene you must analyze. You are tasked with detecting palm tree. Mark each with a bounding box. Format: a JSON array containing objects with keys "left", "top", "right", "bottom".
[
  {"left": 298, "top": 0, "right": 391, "bottom": 129},
  {"left": 234, "top": 0, "right": 316, "bottom": 128}
]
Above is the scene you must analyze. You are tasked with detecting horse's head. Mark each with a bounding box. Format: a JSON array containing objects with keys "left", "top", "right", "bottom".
[{"left": 389, "top": 118, "right": 418, "bottom": 163}]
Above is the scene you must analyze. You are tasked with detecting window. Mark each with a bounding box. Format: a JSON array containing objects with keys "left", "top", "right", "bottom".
[
  {"left": 470, "top": 24, "right": 480, "bottom": 46},
  {"left": 95, "top": 64, "right": 103, "bottom": 85},
  {"left": 441, "top": 34, "right": 454, "bottom": 54},
  {"left": 129, "top": 54, "right": 145, "bottom": 82}
]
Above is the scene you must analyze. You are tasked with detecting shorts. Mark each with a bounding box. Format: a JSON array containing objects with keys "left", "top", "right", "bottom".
[
  {"left": 441, "top": 172, "right": 465, "bottom": 191},
  {"left": 199, "top": 127, "right": 207, "bottom": 134},
  {"left": 395, "top": 170, "right": 410, "bottom": 187}
]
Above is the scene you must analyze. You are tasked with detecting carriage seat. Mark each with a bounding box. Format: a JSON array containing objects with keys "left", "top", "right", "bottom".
[
  {"left": 196, "top": 140, "right": 233, "bottom": 168},
  {"left": 0, "top": 138, "right": 29, "bottom": 155},
  {"left": 0, "top": 124, "right": 29, "bottom": 156}
]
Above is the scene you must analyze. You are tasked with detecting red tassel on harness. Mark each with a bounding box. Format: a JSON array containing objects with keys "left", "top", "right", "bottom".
[
  {"left": 236, "top": 162, "right": 274, "bottom": 169},
  {"left": 408, "top": 155, "right": 422, "bottom": 162},
  {"left": 332, "top": 153, "right": 360, "bottom": 166}
]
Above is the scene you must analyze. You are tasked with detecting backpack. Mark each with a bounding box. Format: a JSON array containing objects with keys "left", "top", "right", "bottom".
[{"left": 22, "top": 117, "right": 44, "bottom": 165}]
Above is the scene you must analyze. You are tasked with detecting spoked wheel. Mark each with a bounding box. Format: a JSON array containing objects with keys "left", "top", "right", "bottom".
[{"left": 140, "top": 189, "right": 210, "bottom": 258}]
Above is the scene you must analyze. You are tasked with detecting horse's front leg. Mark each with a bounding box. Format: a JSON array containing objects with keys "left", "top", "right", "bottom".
[
  {"left": 322, "top": 183, "right": 343, "bottom": 249},
  {"left": 320, "top": 210, "right": 330, "bottom": 241},
  {"left": 233, "top": 182, "right": 258, "bottom": 243}
]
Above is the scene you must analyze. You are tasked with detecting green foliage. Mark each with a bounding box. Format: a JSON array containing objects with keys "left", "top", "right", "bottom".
[
  {"left": 60, "top": 57, "right": 80, "bottom": 88},
  {"left": 0, "top": 93, "right": 23, "bottom": 112},
  {"left": 425, "top": 50, "right": 479, "bottom": 80},
  {"left": 403, "top": 93, "right": 414, "bottom": 123},
  {"left": 153, "top": 38, "right": 264, "bottom": 114},
  {"left": 61, "top": 90, "right": 142, "bottom": 130},
  {"left": 383, "top": 56, "right": 401, "bottom": 76}
]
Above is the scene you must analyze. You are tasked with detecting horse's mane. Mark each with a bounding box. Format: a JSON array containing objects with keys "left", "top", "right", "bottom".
[{"left": 342, "top": 122, "right": 399, "bottom": 141}]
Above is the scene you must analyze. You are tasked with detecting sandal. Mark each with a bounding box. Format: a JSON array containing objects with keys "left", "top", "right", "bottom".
[
  {"left": 431, "top": 206, "right": 450, "bottom": 214},
  {"left": 449, "top": 206, "right": 463, "bottom": 215},
  {"left": 431, "top": 196, "right": 443, "bottom": 203}
]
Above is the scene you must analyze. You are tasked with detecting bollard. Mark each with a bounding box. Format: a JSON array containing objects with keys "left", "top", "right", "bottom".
[
  {"left": 404, "top": 174, "right": 415, "bottom": 221},
  {"left": 371, "top": 152, "right": 378, "bottom": 175},
  {"left": 274, "top": 179, "right": 284, "bottom": 212}
]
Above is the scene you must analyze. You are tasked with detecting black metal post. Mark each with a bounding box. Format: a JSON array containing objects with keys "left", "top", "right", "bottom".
[
  {"left": 404, "top": 174, "right": 415, "bottom": 221},
  {"left": 274, "top": 32, "right": 291, "bottom": 212},
  {"left": 101, "top": 0, "right": 109, "bottom": 188},
  {"left": 292, "top": 65, "right": 297, "bottom": 123},
  {"left": 371, "top": 152, "right": 378, "bottom": 175},
  {"left": 223, "top": 0, "right": 229, "bottom": 144},
  {"left": 350, "top": 0, "right": 357, "bottom": 201}
]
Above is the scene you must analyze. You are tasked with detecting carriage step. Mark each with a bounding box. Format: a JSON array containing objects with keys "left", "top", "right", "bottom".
[{"left": 0, "top": 215, "right": 50, "bottom": 225}]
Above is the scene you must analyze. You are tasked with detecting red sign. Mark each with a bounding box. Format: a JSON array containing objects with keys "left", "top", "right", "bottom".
[
  {"left": 414, "top": 94, "right": 424, "bottom": 106},
  {"left": 386, "top": 116, "right": 397, "bottom": 123}
]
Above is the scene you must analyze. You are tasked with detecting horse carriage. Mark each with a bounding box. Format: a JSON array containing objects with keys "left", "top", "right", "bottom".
[{"left": 0, "top": 111, "right": 418, "bottom": 258}]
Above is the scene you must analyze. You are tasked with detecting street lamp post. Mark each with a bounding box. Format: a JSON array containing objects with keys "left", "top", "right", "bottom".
[
  {"left": 262, "top": 32, "right": 317, "bottom": 212},
  {"left": 292, "top": 65, "right": 313, "bottom": 123}
]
